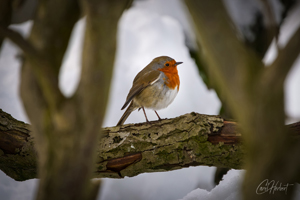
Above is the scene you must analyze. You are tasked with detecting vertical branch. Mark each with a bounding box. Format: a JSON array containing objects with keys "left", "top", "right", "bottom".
[
  {"left": 184, "top": 0, "right": 263, "bottom": 126},
  {"left": 21, "top": 0, "right": 80, "bottom": 116},
  {"left": 14, "top": 0, "right": 132, "bottom": 199},
  {"left": 19, "top": 1, "right": 82, "bottom": 200},
  {"left": 185, "top": 0, "right": 300, "bottom": 199},
  {"left": 73, "top": 3, "right": 134, "bottom": 197},
  {"left": 77, "top": 0, "right": 133, "bottom": 143}
]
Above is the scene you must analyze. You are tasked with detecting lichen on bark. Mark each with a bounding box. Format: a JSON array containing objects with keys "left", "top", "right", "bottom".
[{"left": 95, "top": 113, "right": 244, "bottom": 178}]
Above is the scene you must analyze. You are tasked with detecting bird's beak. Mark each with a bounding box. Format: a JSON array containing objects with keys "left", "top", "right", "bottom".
[{"left": 175, "top": 62, "right": 183, "bottom": 66}]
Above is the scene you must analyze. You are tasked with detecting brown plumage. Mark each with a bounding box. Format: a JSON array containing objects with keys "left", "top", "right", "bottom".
[{"left": 117, "top": 56, "right": 182, "bottom": 125}]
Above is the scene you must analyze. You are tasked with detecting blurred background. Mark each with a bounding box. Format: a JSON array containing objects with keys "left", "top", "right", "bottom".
[{"left": 0, "top": 0, "right": 299, "bottom": 199}]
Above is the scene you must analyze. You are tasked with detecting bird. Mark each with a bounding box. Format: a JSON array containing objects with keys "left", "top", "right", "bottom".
[{"left": 117, "top": 56, "right": 183, "bottom": 126}]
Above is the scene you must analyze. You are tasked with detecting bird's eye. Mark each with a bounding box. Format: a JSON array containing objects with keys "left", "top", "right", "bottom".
[{"left": 165, "top": 63, "right": 169, "bottom": 66}]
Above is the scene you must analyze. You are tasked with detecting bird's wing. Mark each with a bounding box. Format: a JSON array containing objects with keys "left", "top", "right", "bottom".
[{"left": 121, "top": 70, "right": 161, "bottom": 110}]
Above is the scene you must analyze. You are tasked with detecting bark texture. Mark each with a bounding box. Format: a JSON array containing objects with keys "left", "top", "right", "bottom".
[
  {"left": 1, "top": 109, "right": 300, "bottom": 181},
  {"left": 96, "top": 113, "right": 242, "bottom": 178},
  {"left": 0, "top": 109, "right": 36, "bottom": 181}
]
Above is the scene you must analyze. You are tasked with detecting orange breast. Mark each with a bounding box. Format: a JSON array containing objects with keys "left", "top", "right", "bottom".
[
  {"left": 164, "top": 72, "right": 180, "bottom": 91},
  {"left": 158, "top": 62, "right": 180, "bottom": 91}
]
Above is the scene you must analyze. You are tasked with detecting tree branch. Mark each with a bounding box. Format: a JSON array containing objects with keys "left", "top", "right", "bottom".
[
  {"left": 17, "top": 0, "right": 80, "bottom": 117},
  {"left": 1, "top": 108, "right": 299, "bottom": 181},
  {"left": 0, "top": 26, "right": 41, "bottom": 60},
  {"left": 184, "top": 0, "right": 264, "bottom": 126},
  {"left": 0, "top": 24, "right": 65, "bottom": 113},
  {"left": 76, "top": 0, "right": 133, "bottom": 120},
  {"left": 267, "top": 25, "right": 300, "bottom": 85}
]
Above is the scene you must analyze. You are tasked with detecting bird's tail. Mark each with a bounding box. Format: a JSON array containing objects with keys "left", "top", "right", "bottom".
[{"left": 117, "top": 102, "right": 136, "bottom": 126}]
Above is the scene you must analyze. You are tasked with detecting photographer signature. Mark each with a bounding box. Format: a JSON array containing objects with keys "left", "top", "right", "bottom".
[{"left": 256, "top": 179, "right": 293, "bottom": 195}]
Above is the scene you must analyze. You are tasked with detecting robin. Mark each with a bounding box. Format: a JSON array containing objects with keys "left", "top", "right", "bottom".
[{"left": 117, "top": 56, "right": 183, "bottom": 125}]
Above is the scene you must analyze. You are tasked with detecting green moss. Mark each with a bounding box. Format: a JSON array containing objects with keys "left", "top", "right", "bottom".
[
  {"left": 106, "top": 143, "right": 131, "bottom": 157},
  {"left": 0, "top": 153, "right": 37, "bottom": 181},
  {"left": 133, "top": 141, "right": 155, "bottom": 150},
  {"left": 97, "top": 165, "right": 103, "bottom": 170},
  {"left": 156, "top": 149, "right": 169, "bottom": 158},
  {"left": 96, "top": 112, "right": 244, "bottom": 178}
]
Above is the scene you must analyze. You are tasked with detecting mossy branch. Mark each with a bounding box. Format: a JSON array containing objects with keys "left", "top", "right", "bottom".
[{"left": 1, "top": 109, "right": 299, "bottom": 181}]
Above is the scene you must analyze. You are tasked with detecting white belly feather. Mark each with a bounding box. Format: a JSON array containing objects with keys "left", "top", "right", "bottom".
[
  {"left": 150, "top": 86, "right": 178, "bottom": 110},
  {"left": 133, "top": 82, "right": 178, "bottom": 110},
  {"left": 133, "top": 73, "right": 179, "bottom": 110}
]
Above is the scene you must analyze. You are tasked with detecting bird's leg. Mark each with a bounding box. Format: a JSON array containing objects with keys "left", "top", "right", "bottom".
[
  {"left": 154, "top": 110, "right": 162, "bottom": 121},
  {"left": 142, "top": 107, "right": 150, "bottom": 123}
]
